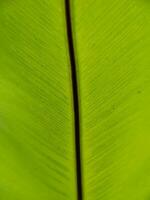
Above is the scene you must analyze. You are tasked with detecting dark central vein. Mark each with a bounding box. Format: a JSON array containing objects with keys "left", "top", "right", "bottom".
[{"left": 65, "top": 1, "right": 83, "bottom": 200}]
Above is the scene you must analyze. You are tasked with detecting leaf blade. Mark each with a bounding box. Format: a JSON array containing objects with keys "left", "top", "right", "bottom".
[
  {"left": 73, "top": 0, "right": 150, "bottom": 199},
  {"left": 0, "top": 1, "right": 76, "bottom": 199}
]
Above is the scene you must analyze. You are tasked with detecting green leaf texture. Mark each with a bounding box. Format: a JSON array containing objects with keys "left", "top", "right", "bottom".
[
  {"left": 73, "top": 0, "right": 150, "bottom": 199},
  {"left": 0, "top": 0, "right": 150, "bottom": 200},
  {"left": 0, "top": 1, "right": 76, "bottom": 200}
]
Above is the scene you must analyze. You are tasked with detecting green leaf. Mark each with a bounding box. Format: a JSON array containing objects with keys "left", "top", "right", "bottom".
[
  {"left": 0, "top": 0, "right": 150, "bottom": 200},
  {"left": 0, "top": 1, "right": 76, "bottom": 199},
  {"left": 73, "top": 0, "right": 150, "bottom": 199}
]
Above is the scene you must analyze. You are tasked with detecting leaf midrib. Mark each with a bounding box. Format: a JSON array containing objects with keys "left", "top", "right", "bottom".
[{"left": 65, "top": 1, "right": 83, "bottom": 200}]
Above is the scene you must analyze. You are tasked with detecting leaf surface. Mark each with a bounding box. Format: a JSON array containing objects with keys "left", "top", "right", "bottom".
[
  {"left": 73, "top": 0, "right": 150, "bottom": 199},
  {"left": 0, "top": 0, "right": 150, "bottom": 200},
  {"left": 0, "top": 1, "right": 76, "bottom": 200}
]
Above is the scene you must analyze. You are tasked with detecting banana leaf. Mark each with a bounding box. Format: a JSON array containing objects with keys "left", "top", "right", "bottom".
[{"left": 0, "top": 0, "right": 150, "bottom": 200}]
